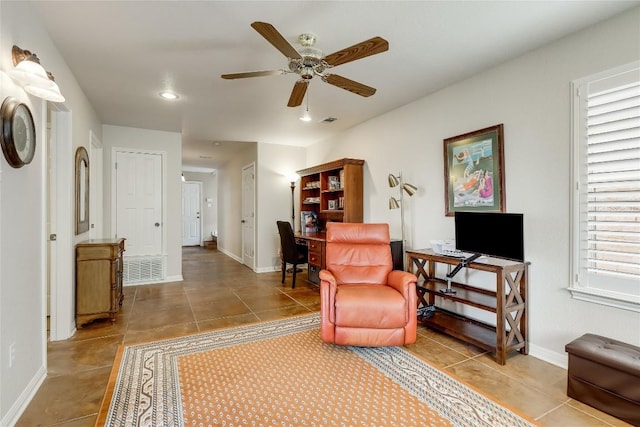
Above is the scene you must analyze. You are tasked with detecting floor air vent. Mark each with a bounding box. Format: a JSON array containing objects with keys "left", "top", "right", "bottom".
[{"left": 123, "top": 256, "right": 166, "bottom": 285}]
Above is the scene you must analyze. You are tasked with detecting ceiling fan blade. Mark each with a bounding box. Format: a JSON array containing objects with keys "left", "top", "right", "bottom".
[
  {"left": 251, "top": 22, "right": 302, "bottom": 60},
  {"left": 323, "top": 37, "right": 389, "bottom": 67},
  {"left": 221, "top": 70, "right": 283, "bottom": 79},
  {"left": 287, "top": 80, "right": 308, "bottom": 107},
  {"left": 322, "top": 74, "right": 376, "bottom": 97}
]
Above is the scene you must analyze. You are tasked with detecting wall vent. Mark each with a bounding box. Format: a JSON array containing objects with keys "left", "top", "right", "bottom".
[{"left": 123, "top": 255, "right": 166, "bottom": 284}]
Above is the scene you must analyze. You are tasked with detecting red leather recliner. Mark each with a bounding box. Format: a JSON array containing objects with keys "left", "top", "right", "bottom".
[{"left": 320, "top": 222, "right": 418, "bottom": 347}]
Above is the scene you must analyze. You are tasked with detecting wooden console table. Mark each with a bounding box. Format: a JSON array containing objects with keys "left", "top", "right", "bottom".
[{"left": 406, "top": 248, "right": 529, "bottom": 365}]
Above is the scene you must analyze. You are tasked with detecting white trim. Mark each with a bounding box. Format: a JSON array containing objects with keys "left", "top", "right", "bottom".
[
  {"left": 0, "top": 365, "right": 46, "bottom": 427},
  {"left": 89, "top": 130, "right": 103, "bottom": 239},
  {"left": 123, "top": 275, "right": 184, "bottom": 287},
  {"left": 48, "top": 106, "right": 74, "bottom": 341},
  {"left": 568, "top": 286, "right": 640, "bottom": 312},
  {"left": 528, "top": 344, "right": 568, "bottom": 370},
  {"left": 219, "top": 247, "right": 242, "bottom": 263},
  {"left": 255, "top": 266, "right": 280, "bottom": 273}
]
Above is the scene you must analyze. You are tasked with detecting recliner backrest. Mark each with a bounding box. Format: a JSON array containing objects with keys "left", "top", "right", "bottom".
[{"left": 325, "top": 222, "right": 392, "bottom": 285}]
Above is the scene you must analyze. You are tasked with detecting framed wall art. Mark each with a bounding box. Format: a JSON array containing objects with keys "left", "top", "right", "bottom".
[
  {"left": 75, "top": 146, "right": 90, "bottom": 234},
  {"left": 443, "top": 124, "right": 505, "bottom": 216}
]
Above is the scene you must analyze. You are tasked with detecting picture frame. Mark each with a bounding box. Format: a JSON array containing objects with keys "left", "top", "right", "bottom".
[
  {"left": 443, "top": 124, "right": 505, "bottom": 216},
  {"left": 75, "top": 146, "right": 90, "bottom": 234},
  {"left": 300, "top": 211, "right": 318, "bottom": 233}
]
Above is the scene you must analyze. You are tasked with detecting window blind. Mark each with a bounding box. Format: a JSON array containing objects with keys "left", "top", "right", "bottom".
[
  {"left": 571, "top": 62, "right": 640, "bottom": 311},
  {"left": 586, "top": 82, "right": 640, "bottom": 280}
]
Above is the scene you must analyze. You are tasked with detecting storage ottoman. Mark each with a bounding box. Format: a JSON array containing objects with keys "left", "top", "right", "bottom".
[{"left": 565, "top": 334, "right": 640, "bottom": 426}]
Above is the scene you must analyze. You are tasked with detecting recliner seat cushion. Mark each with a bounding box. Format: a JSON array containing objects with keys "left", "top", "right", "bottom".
[{"left": 335, "top": 284, "right": 407, "bottom": 328}]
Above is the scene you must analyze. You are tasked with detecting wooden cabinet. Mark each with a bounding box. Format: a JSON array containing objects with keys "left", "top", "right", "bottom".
[
  {"left": 406, "top": 249, "right": 529, "bottom": 365},
  {"left": 306, "top": 237, "right": 325, "bottom": 284},
  {"left": 76, "top": 238, "right": 125, "bottom": 327},
  {"left": 297, "top": 158, "right": 364, "bottom": 230}
]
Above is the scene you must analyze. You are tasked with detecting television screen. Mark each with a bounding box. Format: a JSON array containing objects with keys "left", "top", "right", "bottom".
[{"left": 454, "top": 212, "right": 524, "bottom": 261}]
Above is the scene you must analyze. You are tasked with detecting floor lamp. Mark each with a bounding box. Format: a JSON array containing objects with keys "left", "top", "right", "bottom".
[
  {"left": 288, "top": 174, "right": 300, "bottom": 272},
  {"left": 288, "top": 174, "right": 299, "bottom": 230},
  {"left": 388, "top": 172, "right": 418, "bottom": 261}
]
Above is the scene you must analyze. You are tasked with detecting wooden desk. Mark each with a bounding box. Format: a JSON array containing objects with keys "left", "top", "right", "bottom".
[
  {"left": 406, "top": 248, "right": 529, "bottom": 365},
  {"left": 295, "top": 232, "right": 403, "bottom": 285}
]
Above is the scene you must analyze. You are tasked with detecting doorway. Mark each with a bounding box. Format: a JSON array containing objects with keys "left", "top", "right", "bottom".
[
  {"left": 241, "top": 163, "right": 255, "bottom": 269},
  {"left": 182, "top": 181, "right": 202, "bottom": 246},
  {"left": 113, "top": 149, "right": 165, "bottom": 284},
  {"left": 47, "top": 105, "right": 74, "bottom": 341}
]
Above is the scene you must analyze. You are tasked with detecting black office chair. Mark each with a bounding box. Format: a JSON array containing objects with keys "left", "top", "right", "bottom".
[{"left": 276, "top": 221, "right": 308, "bottom": 288}]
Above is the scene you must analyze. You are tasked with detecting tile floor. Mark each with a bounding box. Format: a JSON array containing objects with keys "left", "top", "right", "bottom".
[{"left": 17, "top": 247, "right": 630, "bottom": 426}]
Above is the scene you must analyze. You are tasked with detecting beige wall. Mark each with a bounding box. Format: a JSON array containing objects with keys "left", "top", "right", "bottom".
[
  {"left": 0, "top": 1, "right": 103, "bottom": 423},
  {"left": 306, "top": 7, "right": 640, "bottom": 366}
]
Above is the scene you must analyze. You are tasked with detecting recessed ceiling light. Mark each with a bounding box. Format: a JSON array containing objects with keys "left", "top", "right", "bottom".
[{"left": 159, "top": 91, "right": 179, "bottom": 100}]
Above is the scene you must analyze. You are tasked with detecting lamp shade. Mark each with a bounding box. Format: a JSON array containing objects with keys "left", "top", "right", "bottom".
[
  {"left": 24, "top": 79, "right": 65, "bottom": 102},
  {"left": 402, "top": 183, "right": 418, "bottom": 197},
  {"left": 388, "top": 174, "right": 400, "bottom": 188},
  {"left": 389, "top": 197, "right": 400, "bottom": 209},
  {"left": 8, "top": 60, "right": 50, "bottom": 86},
  {"left": 9, "top": 59, "right": 65, "bottom": 102}
]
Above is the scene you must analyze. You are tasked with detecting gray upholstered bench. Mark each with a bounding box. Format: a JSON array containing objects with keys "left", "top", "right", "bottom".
[{"left": 565, "top": 334, "right": 640, "bottom": 426}]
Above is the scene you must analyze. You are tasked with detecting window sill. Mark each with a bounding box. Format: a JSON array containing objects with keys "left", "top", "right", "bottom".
[{"left": 568, "top": 287, "right": 640, "bottom": 313}]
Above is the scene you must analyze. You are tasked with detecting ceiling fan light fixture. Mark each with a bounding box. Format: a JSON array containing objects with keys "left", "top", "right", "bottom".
[
  {"left": 159, "top": 91, "right": 179, "bottom": 100},
  {"left": 300, "top": 110, "right": 312, "bottom": 122}
]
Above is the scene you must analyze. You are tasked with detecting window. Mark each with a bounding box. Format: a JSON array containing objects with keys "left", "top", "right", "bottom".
[{"left": 571, "top": 62, "right": 640, "bottom": 312}]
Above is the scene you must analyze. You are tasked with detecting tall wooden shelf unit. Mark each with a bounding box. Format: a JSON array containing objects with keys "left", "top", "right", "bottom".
[
  {"left": 406, "top": 248, "right": 529, "bottom": 365},
  {"left": 296, "top": 158, "right": 364, "bottom": 230}
]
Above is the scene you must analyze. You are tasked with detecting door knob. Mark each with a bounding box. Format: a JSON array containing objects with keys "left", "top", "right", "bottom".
[{"left": 155, "top": 222, "right": 160, "bottom": 227}]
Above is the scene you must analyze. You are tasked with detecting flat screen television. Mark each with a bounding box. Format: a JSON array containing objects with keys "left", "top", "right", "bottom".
[{"left": 454, "top": 211, "right": 524, "bottom": 261}]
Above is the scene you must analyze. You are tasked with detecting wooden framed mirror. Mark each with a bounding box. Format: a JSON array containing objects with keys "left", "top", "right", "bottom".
[{"left": 75, "top": 146, "right": 90, "bottom": 234}]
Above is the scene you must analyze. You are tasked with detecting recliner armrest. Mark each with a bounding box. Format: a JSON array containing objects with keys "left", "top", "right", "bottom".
[{"left": 387, "top": 270, "right": 418, "bottom": 297}]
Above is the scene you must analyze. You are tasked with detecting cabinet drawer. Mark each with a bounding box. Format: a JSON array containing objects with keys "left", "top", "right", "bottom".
[
  {"left": 77, "top": 245, "right": 114, "bottom": 261},
  {"left": 308, "top": 252, "right": 322, "bottom": 267},
  {"left": 308, "top": 240, "right": 323, "bottom": 253}
]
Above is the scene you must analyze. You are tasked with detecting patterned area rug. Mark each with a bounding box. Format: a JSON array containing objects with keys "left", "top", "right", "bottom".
[{"left": 97, "top": 314, "right": 538, "bottom": 427}]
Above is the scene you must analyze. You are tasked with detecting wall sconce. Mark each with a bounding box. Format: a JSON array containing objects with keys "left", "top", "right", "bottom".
[
  {"left": 8, "top": 45, "right": 65, "bottom": 102},
  {"left": 388, "top": 172, "right": 418, "bottom": 249}
]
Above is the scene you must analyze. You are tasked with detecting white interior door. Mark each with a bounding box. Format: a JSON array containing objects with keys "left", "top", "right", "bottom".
[
  {"left": 182, "top": 181, "right": 201, "bottom": 246},
  {"left": 89, "top": 131, "right": 103, "bottom": 238},
  {"left": 115, "top": 151, "right": 162, "bottom": 256},
  {"left": 242, "top": 163, "right": 255, "bottom": 269}
]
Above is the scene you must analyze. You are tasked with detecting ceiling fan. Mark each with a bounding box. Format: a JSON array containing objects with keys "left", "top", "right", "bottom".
[{"left": 221, "top": 22, "right": 389, "bottom": 107}]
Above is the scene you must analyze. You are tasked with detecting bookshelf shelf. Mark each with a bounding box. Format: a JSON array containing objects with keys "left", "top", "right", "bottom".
[{"left": 296, "top": 158, "right": 363, "bottom": 231}]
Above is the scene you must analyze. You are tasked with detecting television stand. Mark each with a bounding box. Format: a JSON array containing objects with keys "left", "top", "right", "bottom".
[{"left": 406, "top": 248, "right": 529, "bottom": 365}]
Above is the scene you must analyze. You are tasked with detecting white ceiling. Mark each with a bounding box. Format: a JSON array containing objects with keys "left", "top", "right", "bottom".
[{"left": 30, "top": 1, "right": 638, "bottom": 170}]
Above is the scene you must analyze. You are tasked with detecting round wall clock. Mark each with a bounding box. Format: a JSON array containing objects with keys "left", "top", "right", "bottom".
[{"left": 1, "top": 97, "right": 36, "bottom": 168}]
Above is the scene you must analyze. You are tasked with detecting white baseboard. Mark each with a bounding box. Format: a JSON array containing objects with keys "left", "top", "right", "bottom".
[
  {"left": 528, "top": 343, "right": 568, "bottom": 369},
  {"left": 218, "top": 247, "right": 242, "bottom": 263},
  {"left": 123, "top": 275, "right": 184, "bottom": 287},
  {"left": 255, "top": 266, "right": 280, "bottom": 273},
  {"left": 1, "top": 365, "right": 46, "bottom": 427}
]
